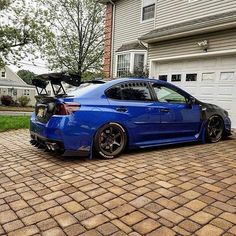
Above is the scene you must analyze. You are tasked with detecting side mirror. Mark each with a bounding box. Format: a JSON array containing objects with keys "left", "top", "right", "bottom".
[{"left": 187, "top": 97, "right": 196, "bottom": 108}]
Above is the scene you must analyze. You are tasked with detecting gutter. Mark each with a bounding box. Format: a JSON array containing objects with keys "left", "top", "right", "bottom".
[{"left": 108, "top": 0, "right": 115, "bottom": 78}]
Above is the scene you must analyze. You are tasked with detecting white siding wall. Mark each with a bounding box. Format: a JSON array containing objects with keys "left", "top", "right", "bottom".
[
  {"left": 148, "top": 29, "right": 236, "bottom": 61},
  {"left": 155, "top": 0, "right": 236, "bottom": 28},
  {"left": 113, "top": 0, "right": 154, "bottom": 76}
]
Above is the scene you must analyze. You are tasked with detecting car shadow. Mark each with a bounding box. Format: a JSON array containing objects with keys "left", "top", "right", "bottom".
[{"left": 125, "top": 135, "right": 234, "bottom": 156}]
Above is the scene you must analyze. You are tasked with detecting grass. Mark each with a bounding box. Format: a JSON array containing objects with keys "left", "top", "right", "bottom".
[
  {"left": 0, "top": 116, "right": 30, "bottom": 132},
  {"left": 0, "top": 106, "right": 34, "bottom": 112}
]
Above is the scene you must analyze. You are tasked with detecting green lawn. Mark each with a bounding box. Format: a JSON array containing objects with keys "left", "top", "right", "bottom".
[{"left": 0, "top": 116, "right": 30, "bottom": 132}]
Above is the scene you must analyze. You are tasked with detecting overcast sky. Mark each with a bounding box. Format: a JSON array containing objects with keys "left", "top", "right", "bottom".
[{"left": 9, "top": 58, "right": 51, "bottom": 75}]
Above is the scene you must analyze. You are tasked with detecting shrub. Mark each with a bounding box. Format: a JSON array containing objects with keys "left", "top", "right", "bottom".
[
  {"left": 18, "top": 96, "right": 30, "bottom": 107},
  {"left": 1, "top": 95, "right": 13, "bottom": 106}
]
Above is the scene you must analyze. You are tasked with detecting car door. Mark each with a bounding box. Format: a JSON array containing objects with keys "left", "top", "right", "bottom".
[
  {"left": 106, "top": 81, "right": 161, "bottom": 144},
  {"left": 150, "top": 82, "right": 202, "bottom": 140}
]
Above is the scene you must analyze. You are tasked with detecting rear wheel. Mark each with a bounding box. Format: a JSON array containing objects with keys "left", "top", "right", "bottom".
[
  {"left": 94, "top": 123, "right": 127, "bottom": 159},
  {"left": 206, "top": 115, "right": 224, "bottom": 143}
]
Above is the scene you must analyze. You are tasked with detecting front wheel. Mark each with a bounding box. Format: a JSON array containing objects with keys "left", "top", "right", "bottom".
[
  {"left": 94, "top": 123, "right": 127, "bottom": 159},
  {"left": 206, "top": 115, "right": 224, "bottom": 143}
]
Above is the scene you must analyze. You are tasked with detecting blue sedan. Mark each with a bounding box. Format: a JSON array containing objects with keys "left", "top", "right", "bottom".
[{"left": 30, "top": 77, "right": 232, "bottom": 159}]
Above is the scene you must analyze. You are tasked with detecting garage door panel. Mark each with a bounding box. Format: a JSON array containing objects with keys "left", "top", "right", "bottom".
[
  {"left": 198, "top": 96, "right": 215, "bottom": 102},
  {"left": 183, "top": 87, "right": 197, "bottom": 95},
  {"left": 216, "top": 86, "right": 234, "bottom": 96},
  {"left": 216, "top": 100, "right": 233, "bottom": 110},
  {"left": 198, "top": 86, "right": 215, "bottom": 95}
]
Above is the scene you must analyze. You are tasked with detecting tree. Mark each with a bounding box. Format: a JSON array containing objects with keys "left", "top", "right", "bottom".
[
  {"left": 17, "top": 69, "right": 37, "bottom": 85},
  {"left": 0, "top": 0, "right": 51, "bottom": 68},
  {"left": 38, "top": 0, "right": 105, "bottom": 79}
]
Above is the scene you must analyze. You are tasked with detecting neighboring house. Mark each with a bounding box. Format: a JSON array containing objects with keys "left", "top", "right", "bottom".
[
  {"left": 100, "top": 0, "right": 236, "bottom": 127},
  {"left": 0, "top": 66, "right": 36, "bottom": 106}
]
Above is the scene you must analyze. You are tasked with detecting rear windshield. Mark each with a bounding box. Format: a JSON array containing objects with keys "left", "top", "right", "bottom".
[{"left": 67, "top": 83, "right": 102, "bottom": 96}]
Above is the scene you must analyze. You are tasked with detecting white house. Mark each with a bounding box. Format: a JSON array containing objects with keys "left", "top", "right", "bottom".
[{"left": 0, "top": 66, "right": 36, "bottom": 106}]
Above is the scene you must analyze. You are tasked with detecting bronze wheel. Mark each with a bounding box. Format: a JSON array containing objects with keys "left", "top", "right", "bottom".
[{"left": 94, "top": 123, "right": 127, "bottom": 159}]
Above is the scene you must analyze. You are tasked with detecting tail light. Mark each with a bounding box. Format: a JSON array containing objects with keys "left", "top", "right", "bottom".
[{"left": 55, "top": 102, "right": 81, "bottom": 115}]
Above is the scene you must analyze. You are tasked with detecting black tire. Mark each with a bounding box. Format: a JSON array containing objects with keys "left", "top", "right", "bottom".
[
  {"left": 94, "top": 123, "right": 127, "bottom": 159},
  {"left": 206, "top": 115, "right": 224, "bottom": 143}
]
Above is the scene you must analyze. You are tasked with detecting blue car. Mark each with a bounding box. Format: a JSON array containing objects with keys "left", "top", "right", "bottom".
[{"left": 30, "top": 75, "right": 232, "bottom": 159}]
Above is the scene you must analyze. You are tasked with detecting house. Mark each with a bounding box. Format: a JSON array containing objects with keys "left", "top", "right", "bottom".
[
  {"left": 0, "top": 66, "right": 36, "bottom": 106},
  {"left": 100, "top": 0, "right": 236, "bottom": 127}
]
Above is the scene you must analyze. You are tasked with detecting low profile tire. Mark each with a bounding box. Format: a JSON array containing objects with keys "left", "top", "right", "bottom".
[
  {"left": 206, "top": 115, "right": 224, "bottom": 143},
  {"left": 94, "top": 123, "right": 127, "bottom": 159}
]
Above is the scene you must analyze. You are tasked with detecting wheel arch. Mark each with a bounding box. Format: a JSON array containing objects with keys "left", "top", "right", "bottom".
[{"left": 93, "top": 121, "right": 130, "bottom": 149}]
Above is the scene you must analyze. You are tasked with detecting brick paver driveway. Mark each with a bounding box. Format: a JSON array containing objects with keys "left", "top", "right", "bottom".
[{"left": 0, "top": 130, "right": 235, "bottom": 236}]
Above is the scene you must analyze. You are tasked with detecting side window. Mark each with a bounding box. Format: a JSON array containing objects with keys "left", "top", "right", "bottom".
[
  {"left": 106, "top": 85, "right": 122, "bottom": 100},
  {"left": 121, "top": 82, "right": 152, "bottom": 101},
  {"left": 186, "top": 73, "right": 197, "bottom": 81},
  {"left": 152, "top": 84, "right": 187, "bottom": 103}
]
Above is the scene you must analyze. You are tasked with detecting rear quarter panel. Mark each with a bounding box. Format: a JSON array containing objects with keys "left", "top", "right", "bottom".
[{"left": 61, "top": 96, "right": 135, "bottom": 151}]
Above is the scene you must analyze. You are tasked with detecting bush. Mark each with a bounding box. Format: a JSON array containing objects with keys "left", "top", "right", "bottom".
[
  {"left": 1, "top": 95, "right": 13, "bottom": 106},
  {"left": 18, "top": 96, "right": 30, "bottom": 107}
]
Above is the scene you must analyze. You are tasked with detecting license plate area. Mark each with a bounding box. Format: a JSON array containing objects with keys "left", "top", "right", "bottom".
[{"left": 36, "top": 104, "right": 48, "bottom": 120}]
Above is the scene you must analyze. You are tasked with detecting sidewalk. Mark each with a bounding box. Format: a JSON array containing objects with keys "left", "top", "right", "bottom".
[{"left": 0, "top": 110, "right": 32, "bottom": 116}]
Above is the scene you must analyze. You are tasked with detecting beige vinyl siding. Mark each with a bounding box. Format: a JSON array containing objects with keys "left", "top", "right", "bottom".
[
  {"left": 148, "top": 29, "right": 236, "bottom": 61},
  {"left": 112, "top": 0, "right": 154, "bottom": 77},
  {"left": 155, "top": 0, "right": 236, "bottom": 28}
]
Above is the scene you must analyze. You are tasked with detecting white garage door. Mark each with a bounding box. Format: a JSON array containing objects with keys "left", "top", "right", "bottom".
[{"left": 153, "top": 55, "right": 236, "bottom": 128}]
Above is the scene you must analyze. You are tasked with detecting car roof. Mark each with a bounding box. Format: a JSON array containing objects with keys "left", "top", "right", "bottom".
[{"left": 68, "top": 77, "right": 191, "bottom": 99}]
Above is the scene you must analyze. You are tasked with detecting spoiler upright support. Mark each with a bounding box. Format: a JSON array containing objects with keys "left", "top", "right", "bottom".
[
  {"left": 32, "top": 79, "right": 49, "bottom": 96},
  {"left": 33, "top": 72, "right": 82, "bottom": 97}
]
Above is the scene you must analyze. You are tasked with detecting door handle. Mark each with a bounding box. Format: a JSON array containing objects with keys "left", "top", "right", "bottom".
[
  {"left": 116, "top": 107, "right": 128, "bottom": 113},
  {"left": 160, "top": 108, "right": 170, "bottom": 113}
]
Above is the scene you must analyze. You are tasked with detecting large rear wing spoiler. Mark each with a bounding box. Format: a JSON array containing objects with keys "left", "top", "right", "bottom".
[
  {"left": 32, "top": 72, "right": 106, "bottom": 97},
  {"left": 32, "top": 72, "right": 81, "bottom": 97}
]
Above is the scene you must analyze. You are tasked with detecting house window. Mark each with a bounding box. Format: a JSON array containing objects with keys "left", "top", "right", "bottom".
[
  {"left": 117, "top": 54, "right": 130, "bottom": 78},
  {"left": 24, "top": 89, "right": 30, "bottom": 95},
  {"left": 159, "top": 75, "right": 167, "bottom": 81},
  {"left": 1, "top": 71, "right": 6, "bottom": 78},
  {"left": 116, "top": 51, "right": 146, "bottom": 78},
  {"left": 134, "top": 54, "right": 145, "bottom": 74},
  {"left": 202, "top": 73, "right": 215, "bottom": 81},
  {"left": 142, "top": 0, "right": 155, "bottom": 21},
  {"left": 220, "top": 72, "right": 235, "bottom": 81},
  {"left": 186, "top": 73, "right": 197, "bottom": 81},
  {"left": 171, "top": 74, "right": 181, "bottom": 82}
]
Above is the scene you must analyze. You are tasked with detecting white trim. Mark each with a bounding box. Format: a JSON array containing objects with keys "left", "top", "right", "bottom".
[
  {"left": 149, "top": 49, "right": 236, "bottom": 77},
  {"left": 150, "top": 49, "right": 236, "bottom": 62}
]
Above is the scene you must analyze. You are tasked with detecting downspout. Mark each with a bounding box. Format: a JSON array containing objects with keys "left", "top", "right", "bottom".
[{"left": 108, "top": 0, "right": 115, "bottom": 78}]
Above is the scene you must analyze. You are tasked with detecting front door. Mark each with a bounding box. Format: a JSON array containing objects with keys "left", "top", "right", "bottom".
[{"left": 151, "top": 83, "right": 202, "bottom": 140}]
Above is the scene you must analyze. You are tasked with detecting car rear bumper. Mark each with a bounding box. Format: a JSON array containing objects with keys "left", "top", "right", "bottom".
[
  {"left": 30, "top": 113, "right": 91, "bottom": 157},
  {"left": 30, "top": 131, "right": 90, "bottom": 157}
]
